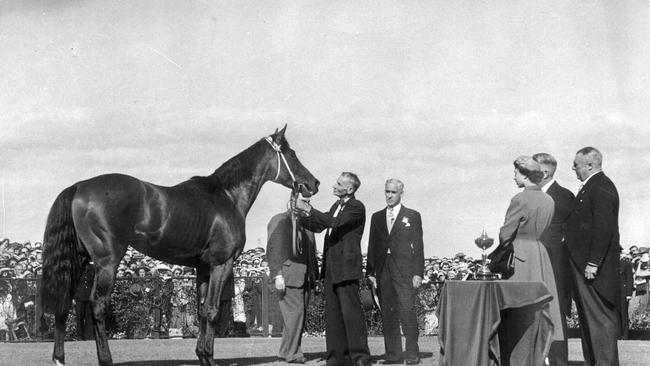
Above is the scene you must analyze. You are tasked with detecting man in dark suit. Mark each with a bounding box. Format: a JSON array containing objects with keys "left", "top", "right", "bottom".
[
  {"left": 295, "top": 172, "right": 371, "bottom": 366},
  {"left": 74, "top": 262, "right": 95, "bottom": 340},
  {"left": 618, "top": 249, "right": 634, "bottom": 340},
  {"left": 533, "top": 153, "right": 575, "bottom": 366},
  {"left": 267, "top": 199, "right": 319, "bottom": 364},
  {"left": 566, "top": 147, "right": 620, "bottom": 366},
  {"left": 366, "top": 179, "right": 424, "bottom": 365}
]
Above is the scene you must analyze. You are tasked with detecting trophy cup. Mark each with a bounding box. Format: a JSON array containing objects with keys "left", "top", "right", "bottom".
[{"left": 474, "top": 229, "right": 499, "bottom": 280}]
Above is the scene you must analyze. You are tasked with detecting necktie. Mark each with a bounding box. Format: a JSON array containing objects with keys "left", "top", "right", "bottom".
[{"left": 387, "top": 207, "right": 395, "bottom": 232}]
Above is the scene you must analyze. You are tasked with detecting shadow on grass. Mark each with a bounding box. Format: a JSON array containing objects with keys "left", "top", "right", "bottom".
[{"left": 114, "top": 351, "right": 435, "bottom": 366}]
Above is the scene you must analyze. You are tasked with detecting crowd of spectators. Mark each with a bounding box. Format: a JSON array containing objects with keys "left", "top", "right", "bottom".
[
  {"left": 2, "top": 236, "right": 648, "bottom": 342},
  {"left": 0, "top": 237, "right": 481, "bottom": 283}
]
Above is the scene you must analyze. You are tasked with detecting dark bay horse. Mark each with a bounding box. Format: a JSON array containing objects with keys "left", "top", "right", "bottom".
[{"left": 39, "top": 126, "right": 319, "bottom": 366}]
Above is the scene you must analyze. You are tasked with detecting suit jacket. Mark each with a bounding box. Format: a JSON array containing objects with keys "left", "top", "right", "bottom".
[
  {"left": 539, "top": 181, "right": 574, "bottom": 315},
  {"left": 619, "top": 257, "right": 634, "bottom": 298},
  {"left": 566, "top": 171, "right": 620, "bottom": 308},
  {"left": 300, "top": 196, "right": 365, "bottom": 284},
  {"left": 366, "top": 206, "right": 424, "bottom": 282},
  {"left": 267, "top": 211, "right": 318, "bottom": 288},
  {"left": 540, "top": 181, "right": 575, "bottom": 248},
  {"left": 74, "top": 263, "right": 94, "bottom": 302}
]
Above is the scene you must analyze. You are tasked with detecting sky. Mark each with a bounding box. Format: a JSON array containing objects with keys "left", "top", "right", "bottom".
[{"left": 1, "top": 1, "right": 650, "bottom": 258}]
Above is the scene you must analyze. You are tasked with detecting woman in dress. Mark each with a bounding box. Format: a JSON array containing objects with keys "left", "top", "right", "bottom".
[{"left": 500, "top": 156, "right": 564, "bottom": 346}]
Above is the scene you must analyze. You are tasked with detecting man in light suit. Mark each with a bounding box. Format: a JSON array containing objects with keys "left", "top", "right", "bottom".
[
  {"left": 295, "top": 172, "right": 371, "bottom": 366},
  {"left": 267, "top": 199, "right": 319, "bottom": 364},
  {"left": 566, "top": 147, "right": 620, "bottom": 366},
  {"left": 533, "top": 153, "right": 575, "bottom": 366},
  {"left": 367, "top": 179, "right": 424, "bottom": 365}
]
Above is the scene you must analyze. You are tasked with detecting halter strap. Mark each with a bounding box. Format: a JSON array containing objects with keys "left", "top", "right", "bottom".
[{"left": 265, "top": 136, "right": 297, "bottom": 183}]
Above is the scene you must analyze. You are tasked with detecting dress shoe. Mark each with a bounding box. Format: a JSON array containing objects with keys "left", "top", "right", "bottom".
[
  {"left": 404, "top": 358, "right": 420, "bottom": 365},
  {"left": 379, "top": 361, "right": 400, "bottom": 365},
  {"left": 379, "top": 358, "right": 402, "bottom": 365},
  {"left": 287, "top": 356, "right": 307, "bottom": 364}
]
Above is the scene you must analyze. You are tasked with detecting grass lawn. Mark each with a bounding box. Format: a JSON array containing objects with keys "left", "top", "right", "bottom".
[{"left": 1, "top": 336, "right": 649, "bottom": 366}]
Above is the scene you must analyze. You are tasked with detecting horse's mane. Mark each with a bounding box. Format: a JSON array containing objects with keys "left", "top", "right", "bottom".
[{"left": 182, "top": 134, "right": 290, "bottom": 192}]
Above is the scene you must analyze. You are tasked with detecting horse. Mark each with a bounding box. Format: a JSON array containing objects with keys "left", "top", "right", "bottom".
[{"left": 39, "top": 125, "right": 319, "bottom": 366}]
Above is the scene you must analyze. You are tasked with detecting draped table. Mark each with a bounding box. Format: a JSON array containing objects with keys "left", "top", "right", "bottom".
[{"left": 437, "top": 280, "right": 555, "bottom": 366}]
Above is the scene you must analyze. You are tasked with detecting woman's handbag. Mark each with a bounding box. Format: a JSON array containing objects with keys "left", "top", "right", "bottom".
[
  {"left": 487, "top": 223, "right": 520, "bottom": 280},
  {"left": 487, "top": 241, "right": 515, "bottom": 279}
]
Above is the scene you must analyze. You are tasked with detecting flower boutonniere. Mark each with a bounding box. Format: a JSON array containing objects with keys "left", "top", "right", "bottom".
[{"left": 402, "top": 217, "right": 410, "bottom": 227}]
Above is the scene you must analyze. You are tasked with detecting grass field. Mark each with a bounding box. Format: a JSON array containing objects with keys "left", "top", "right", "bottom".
[{"left": 1, "top": 337, "right": 649, "bottom": 366}]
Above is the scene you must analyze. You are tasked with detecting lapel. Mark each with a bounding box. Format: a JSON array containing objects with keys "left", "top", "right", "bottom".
[
  {"left": 571, "top": 172, "right": 602, "bottom": 212},
  {"left": 389, "top": 206, "right": 408, "bottom": 238},
  {"left": 380, "top": 207, "right": 390, "bottom": 236}
]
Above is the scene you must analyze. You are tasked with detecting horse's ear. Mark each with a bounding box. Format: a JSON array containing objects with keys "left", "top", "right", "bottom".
[{"left": 274, "top": 124, "right": 287, "bottom": 144}]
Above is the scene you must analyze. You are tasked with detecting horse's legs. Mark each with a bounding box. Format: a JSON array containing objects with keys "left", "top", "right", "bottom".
[
  {"left": 52, "top": 312, "right": 68, "bottom": 365},
  {"left": 91, "top": 261, "right": 120, "bottom": 366},
  {"left": 195, "top": 268, "right": 210, "bottom": 366},
  {"left": 195, "top": 259, "right": 233, "bottom": 366}
]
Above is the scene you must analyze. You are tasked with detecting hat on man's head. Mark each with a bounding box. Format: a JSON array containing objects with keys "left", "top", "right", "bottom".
[
  {"left": 156, "top": 264, "right": 171, "bottom": 272},
  {"left": 136, "top": 265, "right": 149, "bottom": 273}
]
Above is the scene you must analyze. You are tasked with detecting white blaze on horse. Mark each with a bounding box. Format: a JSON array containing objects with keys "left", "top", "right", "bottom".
[{"left": 39, "top": 126, "right": 319, "bottom": 366}]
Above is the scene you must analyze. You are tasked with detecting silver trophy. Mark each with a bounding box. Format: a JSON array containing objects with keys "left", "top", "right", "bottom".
[{"left": 474, "top": 229, "right": 499, "bottom": 280}]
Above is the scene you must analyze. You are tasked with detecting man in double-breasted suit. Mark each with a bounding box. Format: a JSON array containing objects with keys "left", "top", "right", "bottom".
[
  {"left": 566, "top": 147, "right": 620, "bottom": 366},
  {"left": 295, "top": 172, "right": 371, "bottom": 366},
  {"left": 533, "top": 153, "right": 575, "bottom": 366},
  {"left": 619, "top": 249, "right": 634, "bottom": 340},
  {"left": 367, "top": 179, "right": 424, "bottom": 365},
  {"left": 74, "top": 262, "right": 95, "bottom": 340},
  {"left": 267, "top": 202, "right": 318, "bottom": 364}
]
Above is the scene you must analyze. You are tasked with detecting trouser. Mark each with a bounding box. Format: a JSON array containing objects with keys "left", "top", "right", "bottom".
[
  {"left": 75, "top": 300, "right": 94, "bottom": 340},
  {"left": 570, "top": 263, "right": 620, "bottom": 366},
  {"left": 378, "top": 257, "right": 419, "bottom": 361},
  {"left": 324, "top": 279, "right": 371, "bottom": 366},
  {"left": 278, "top": 286, "right": 308, "bottom": 361}
]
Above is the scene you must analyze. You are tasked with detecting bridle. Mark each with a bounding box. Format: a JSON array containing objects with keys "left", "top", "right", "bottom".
[
  {"left": 265, "top": 136, "right": 297, "bottom": 183},
  {"left": 265, "top": 135, "right": 305, "bottom": 257}
]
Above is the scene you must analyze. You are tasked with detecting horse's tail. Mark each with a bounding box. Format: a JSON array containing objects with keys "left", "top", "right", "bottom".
[{"left": 40, "top": 185, "right": 88, "bottom": 317}]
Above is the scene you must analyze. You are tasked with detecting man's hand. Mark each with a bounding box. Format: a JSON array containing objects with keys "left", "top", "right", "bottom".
[
  {"left": 413, "top": 275, "right": 423, "bottom": 289},
  {"left": 294, "top": 198, "right": 312, "bottom": 214},
  {"left": 584, "top": 264, "right": 598, "bottom": 280},
  {"left": 367, "top": 276, "right": 377, "bottom": 289},
  {"left": 274, "top": 275, "right": 285, "bottom": 292}
]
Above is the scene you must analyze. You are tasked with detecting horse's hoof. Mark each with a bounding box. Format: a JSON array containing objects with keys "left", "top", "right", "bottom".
[{"left": 53, "top": 359, "right": 65, "bottom": 366}]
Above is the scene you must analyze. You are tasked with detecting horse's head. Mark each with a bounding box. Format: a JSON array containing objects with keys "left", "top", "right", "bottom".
[{"left": 264, "top": 125, "right": 319, "bottom": 197}]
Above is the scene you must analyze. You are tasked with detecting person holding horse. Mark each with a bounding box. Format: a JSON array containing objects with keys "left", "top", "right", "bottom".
[
  {"left": 294, "top": 172, "right": 371, "bottom": 366},
  {"left": 267, "top": 192, "right": 318, "bottom": 363}
]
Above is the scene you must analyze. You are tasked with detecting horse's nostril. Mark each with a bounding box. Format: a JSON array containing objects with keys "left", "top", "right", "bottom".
[{"left": 315, "top": 180, "right": 320, "bottom": 187}]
